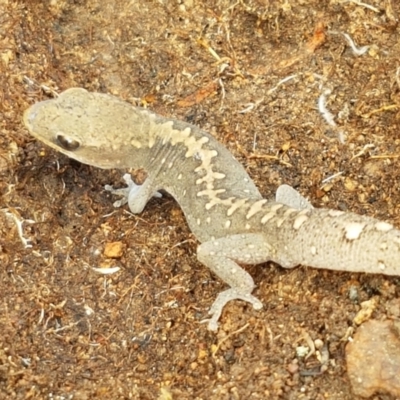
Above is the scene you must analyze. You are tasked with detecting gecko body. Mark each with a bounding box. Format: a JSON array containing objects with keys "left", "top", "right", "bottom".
[{"left": 24, "top": 88, "right": 400, "bottom": 330}]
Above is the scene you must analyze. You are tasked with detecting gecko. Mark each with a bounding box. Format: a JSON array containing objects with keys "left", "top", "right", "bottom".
[{"left": 23, "top": 88, "right": 400, "bottom": 331}]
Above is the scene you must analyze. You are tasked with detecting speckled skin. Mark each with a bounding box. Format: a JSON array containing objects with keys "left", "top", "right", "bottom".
[{"left": 24, "top": 88, "right": 400, "bottom": 330}]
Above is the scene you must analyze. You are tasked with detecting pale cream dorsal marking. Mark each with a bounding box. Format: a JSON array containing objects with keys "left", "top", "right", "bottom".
[
  {"left": 270, "top": 204, "right": 284, "bottom": 212},
  {"left": 246, "top": 199, "right": 268, "bottom": 220},
  {"left": 344, "top": 222, "right": 366, "bottom": 240},
  {"left": 277, "top": 208, "right": 298, "bottom": 228},
  {"left": 227, "top": 198, "right": 248, "bottom": 217},
  {"left": 297, "top": 209, "right": 311, "bottom": 216},
  {"left": 283, "top": 208, "right": 298, "bottom": 217},
  {"left": 276, "top": 218, "right": 286, "bottom": 228},
  {"left": 261, "top": 212, "right": 276, "bottom": 225},
  {"left": 310, "top": 246, "right": 317, "bottom": 255},
  {"left": 293, "top": 214, "right": 309, "bottom": 230},
  {"left": 375, "top": 221, "right": 393, "bottom": 232},
  {"left": 130, "top": 139, "right": 142, "bottom": 148},
  {"left": 328, "top": 209, "right": 345, "bottom": 217}
]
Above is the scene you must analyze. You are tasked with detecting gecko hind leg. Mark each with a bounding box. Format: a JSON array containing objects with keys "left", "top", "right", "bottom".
[
  {"left": 275, "top": 184, "right": 314, "bottom": 210},
  {"left": 197, "top": 233, "right": 274, "bottom": 331}
]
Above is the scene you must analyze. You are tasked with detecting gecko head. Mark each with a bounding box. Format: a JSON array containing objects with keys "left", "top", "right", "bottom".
[{"left": 23, "top": 88, "right": 138, "bottom": 169}]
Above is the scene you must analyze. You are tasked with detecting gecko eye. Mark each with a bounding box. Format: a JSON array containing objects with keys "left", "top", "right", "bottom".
[{"left": 56, "top": 134, "right": 80, "bottom": 151}]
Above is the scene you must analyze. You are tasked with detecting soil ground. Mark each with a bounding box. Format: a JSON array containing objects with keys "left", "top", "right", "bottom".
[{"left": 1, "top": 0, "right": 400, "bottom": 399}]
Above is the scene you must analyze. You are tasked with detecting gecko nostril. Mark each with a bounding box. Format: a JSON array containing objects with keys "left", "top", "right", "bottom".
[{"left": 56, "top": 134, "right": 80, "bottom": 151}]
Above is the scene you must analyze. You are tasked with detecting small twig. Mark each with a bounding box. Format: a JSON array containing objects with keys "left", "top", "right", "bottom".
[
  {"left": 302, "top": 330, "right": 316, "bottom": 361},
  {"left": 337, "top": 130, "right": 347, "bottom": 144},
  {"left": 212, "top": 323, "right": 250, "bottom": 356},
  {"left": 197, "top": 38, "right": 221, "bottom": 62},
  {"left": 347, "top": 0, "right": 380, "bottom": 13},
  {"left": 361, "top": 104, "right": 398, "bottom": 118},
  {"left": 1, "top": 208, "right": 34, "bottom": 248},
  {"left": 45, "top": 320, "right": 81, "bottom": 334},
  {"left": 249, "top": 153, "right": 293, "bottom": 167},
  {"left": 318, "top": 90, "right": 336, "bottom": 127},
  {"left": 317, "top": 89, "right": 347, "bottom": 143},
  {"left": 321, "top": 171, "right": 344, "bottom": 184},
  {"left": 162, "top": 239, "right": 193, "bottom": 258},
  {"left": 170, "top": 239, "right": 192, "bottom": 249},
  {"left": 238, "top": 103, "right": 256, "bottom": 114},
  {"left": 38, "top": 308, "right": 45, "bottom": 325},
  {"left": 342, "top": 33, "right": 369, "bottom": 56},
  {"left": 369, "top": 154, "right": 400, "bottom": 160},
  {"left": 267, "top": 74, "right": 297, "bottom": 95},
  {"left": 218, "top": 78, "right": 226, "bottom": 103},
  {"left": 396, "top": 67, "right": 400, "bottom": 90},
  {"left": 238, "top": 98, "right": 264, "bottom": 114},
  {"left": 350, "top": 144, "right": 375, "bottom": 161},
  {"left": 23, "top": 76, "right": 59, "bottom": 97},
  {"left": 253, "top": 132, "right": 257, "bottom": 152},
  {"left": 92, "top": 266, "right": 121, "bottom": 275},
  {"left": 155, "top": 286, "right": 186, "bottom": 298}
]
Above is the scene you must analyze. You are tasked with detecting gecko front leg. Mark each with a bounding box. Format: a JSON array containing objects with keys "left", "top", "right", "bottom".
[
  {"left": 105, "top": 173, "right": 162, "bottom": 213},
  {"left": 197, "top": 233, "right": 276, "bottom": 331}
]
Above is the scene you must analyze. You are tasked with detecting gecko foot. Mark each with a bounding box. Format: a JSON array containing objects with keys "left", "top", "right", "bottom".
[
  {"left": 105, "top": 173, "right": 162, "bottom": 208},
  {"left": 206, "top": 289, "right": 263, "bottom": 331}
]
